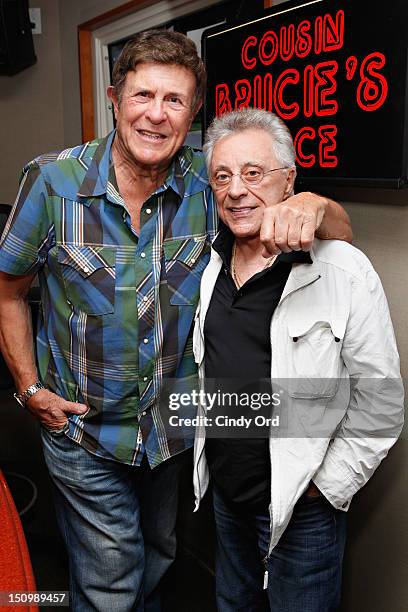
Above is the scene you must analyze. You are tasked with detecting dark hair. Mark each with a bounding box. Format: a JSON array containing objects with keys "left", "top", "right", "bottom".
[{"left": 112, "top": 29, "right": 206, "bottom": 112}]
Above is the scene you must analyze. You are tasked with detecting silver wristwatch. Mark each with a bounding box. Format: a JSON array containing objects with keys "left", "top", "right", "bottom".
[{"left": 14, "top": 381, "right": 45, "bottom": 407}]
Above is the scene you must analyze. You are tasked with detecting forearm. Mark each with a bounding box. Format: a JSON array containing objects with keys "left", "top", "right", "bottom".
[
  {"left": 315, "top": 197, "right": 353, "bottom": 242},
  {"left": 0, "top": 295, "right": 38, "bottom": 392},
  {"left": 0, "top": 276, "right": 88, "bottom": 426}
]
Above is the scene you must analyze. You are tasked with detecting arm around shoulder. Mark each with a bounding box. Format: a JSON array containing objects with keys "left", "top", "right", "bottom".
[{"left": 315, "top": 197, "right": 353, "bottom": 243}]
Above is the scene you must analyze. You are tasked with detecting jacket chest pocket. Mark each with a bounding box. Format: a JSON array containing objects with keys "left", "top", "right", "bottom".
[
  {"left": 163, "top": 236, "right": 210, "bottom": 306},
  {"left": 285, "top": 314, "right": 346, "bottom": 399},
  {"left": 58, "top": 245, "right": 116, "bottom": 315}
]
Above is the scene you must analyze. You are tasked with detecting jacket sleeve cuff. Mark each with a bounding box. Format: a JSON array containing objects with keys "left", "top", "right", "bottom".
[{"left": 313, "top": 450, "right": 359, "bottom": 511}]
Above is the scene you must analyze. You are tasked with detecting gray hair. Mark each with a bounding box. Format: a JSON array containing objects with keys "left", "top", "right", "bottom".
[{"left": 203, "top": 108, "right": 296, "bottom": 171}]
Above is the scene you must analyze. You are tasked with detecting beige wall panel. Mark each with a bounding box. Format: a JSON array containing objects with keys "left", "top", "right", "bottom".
[{"left": 0, "top": 0, "right": 65, "bottom": 203}]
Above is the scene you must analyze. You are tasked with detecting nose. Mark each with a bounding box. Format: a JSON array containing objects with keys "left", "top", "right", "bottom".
[
  {"left": 145, "top": 97, "right": 167, "bottom": 124},
  {"left": 227, "top": 174, "right": 248, "bottom": 199}
]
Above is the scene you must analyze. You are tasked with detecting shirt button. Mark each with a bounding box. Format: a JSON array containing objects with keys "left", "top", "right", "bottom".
[
  {"left": 143, "top": 376, "right": 148, "bottom": 382},
  {"left": 143, "top": 296, "right": 148, "bottom": 302},
  {"left": 143, "top": 338, "right": 149, "bottom": 344},
  {"left": 141, "top": 411, "right": 146, "bottom": 417},
  {"left": 145, "top": 208, "right": 152, "bottom": 215},
  {"left": 191, "top": 258, "right": 196, "bottom": 264},
  {"left": 83, "top": 266, "right": 90, "bottom": 273},
  {"left": 140, "top": 252, "right": 146, "bottom": 258}
]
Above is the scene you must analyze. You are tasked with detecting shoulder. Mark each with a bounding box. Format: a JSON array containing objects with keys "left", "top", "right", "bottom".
[
  {"left": 311, "top": 238, "right": 375, "bottom": 281},
  {"left": 178, "top": 146, "right": 207, "bottom": 178},
  {"left": 24, "top": 137, "right": 101, "bottom": 173},
  {"left": 20, "top": 134, "right": 110, "bottom": 195}
]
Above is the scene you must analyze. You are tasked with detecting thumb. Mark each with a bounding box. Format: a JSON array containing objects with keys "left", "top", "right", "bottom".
[{"left": 62, "top": 401, "right": 88, "bottom": 415}]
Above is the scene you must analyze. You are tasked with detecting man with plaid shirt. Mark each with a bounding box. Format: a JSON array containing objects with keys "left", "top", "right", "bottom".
[{"left": 0, "top": 30, "right": 351, "bottom": 612}]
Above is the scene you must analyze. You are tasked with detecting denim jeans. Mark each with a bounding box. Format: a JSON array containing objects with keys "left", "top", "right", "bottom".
[
  {"left": 41, "top": 427, "right": 189, "bottom": 612},
  {"left": 213, "top": 486, "right": 347, "bottom": 612}
]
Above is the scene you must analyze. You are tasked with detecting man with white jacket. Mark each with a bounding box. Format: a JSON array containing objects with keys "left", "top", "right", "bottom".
[{"left": 192, "top": 108, "right": 404, "bottom": 612}]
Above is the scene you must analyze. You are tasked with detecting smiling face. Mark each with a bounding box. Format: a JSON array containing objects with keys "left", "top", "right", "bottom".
[
  {"left": 108, "top": 62, "right": 198, "bottom": 174},
  {"left": 211, "top": 128, "right": 295, "bottom": 239}
]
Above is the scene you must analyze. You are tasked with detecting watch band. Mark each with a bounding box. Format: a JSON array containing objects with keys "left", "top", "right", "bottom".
[{"left": 14, "top": 381, "right": 45, "bottom": 407}]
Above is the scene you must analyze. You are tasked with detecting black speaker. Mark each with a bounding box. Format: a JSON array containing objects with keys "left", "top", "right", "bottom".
[{"left": 0, "top": 0, "right": 36, "bottom": 76}]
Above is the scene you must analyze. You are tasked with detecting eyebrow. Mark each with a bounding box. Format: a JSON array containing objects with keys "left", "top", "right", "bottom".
[
  {"left": 129, "top": 86, "right": 188, "bottom": 99},
  {"left": 213, "top": 164, "right": 231, "bottom": 171},
  {"left": 213, "top": 161, "right": 263, "bottom": 171},
  {"left": 166, "top": 91, "right": 187, "bottom": 99}
]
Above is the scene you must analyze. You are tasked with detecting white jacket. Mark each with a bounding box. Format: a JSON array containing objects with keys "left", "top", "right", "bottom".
[{"left": 193, "top": 239, "right": 404, "bottom": 554}]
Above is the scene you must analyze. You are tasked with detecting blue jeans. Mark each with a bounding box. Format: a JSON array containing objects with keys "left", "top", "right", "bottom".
[
  {"left": 213, "top": 486, "right": 347, "bottom": 612},
  {"left": 41, "top": 428, "right": 188, "bottom": 612}
]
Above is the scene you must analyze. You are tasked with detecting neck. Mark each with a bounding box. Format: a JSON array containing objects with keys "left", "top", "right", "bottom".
[
  {"left": 234, "top": 235, "right": 264, "bottom": 261},
  {"left": 112, "top": 138, "right": 168, "bottom": 196},
  {"left": 231, "top": 234, "right": 277, "bottom": 288}
]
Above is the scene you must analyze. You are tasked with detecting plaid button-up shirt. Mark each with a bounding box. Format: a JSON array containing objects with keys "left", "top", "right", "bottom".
[{"left": 0, "top": 131, "right": 218, "bottom": 467}]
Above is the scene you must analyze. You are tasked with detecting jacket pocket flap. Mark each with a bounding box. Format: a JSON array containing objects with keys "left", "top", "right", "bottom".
[{"left": 287, "top": 312, "right": 347, "bottom": 341}]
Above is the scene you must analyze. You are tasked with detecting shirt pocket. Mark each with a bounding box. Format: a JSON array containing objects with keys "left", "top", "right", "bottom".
[
  {"left": 58, "top": 245, "right": 116, "bottom": 315},
  {"left": 285, "top": 313, "right": 346, "bottom": 399},
  {"left": 163, "top": 236, "right": 210, "bottom": 306}
]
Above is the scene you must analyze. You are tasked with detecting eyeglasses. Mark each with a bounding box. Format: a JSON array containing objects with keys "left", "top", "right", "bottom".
[{"left": 211, "top": 166, "right": 289, "bottom": 190}]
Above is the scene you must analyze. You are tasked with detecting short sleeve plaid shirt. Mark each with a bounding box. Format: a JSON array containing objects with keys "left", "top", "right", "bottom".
[{"left": 0, "top": 131, "right": 218, "bottom": 467}]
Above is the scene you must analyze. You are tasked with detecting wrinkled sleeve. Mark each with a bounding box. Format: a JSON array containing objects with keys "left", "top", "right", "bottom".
[
  {"left": 313, "top": 267, "right": 405, "bottom": 510},
  {"left": 0, "top": 161, "right": 55, "bottom": 276}
]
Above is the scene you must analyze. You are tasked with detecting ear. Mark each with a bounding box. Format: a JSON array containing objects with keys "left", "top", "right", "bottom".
[
  {"left": 282, "top": 167, "right": 297, "bottom": 199},
  {"left": 107, "top": 86, "right": 119, "bottom": 119}
]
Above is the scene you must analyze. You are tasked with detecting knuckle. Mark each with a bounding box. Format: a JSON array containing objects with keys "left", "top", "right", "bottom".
[
  {"left": 288, "top": 240, "right": 300, "bottom": 250},
  {"left": 301, "top": 238, "right": 313, "bottom": 250},
  {"left": 279, "top": 204, "right": 291, "bottom": 217}
]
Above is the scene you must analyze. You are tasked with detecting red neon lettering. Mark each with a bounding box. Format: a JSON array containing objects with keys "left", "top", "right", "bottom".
[
  {"left": 296, "top": 20, "right": 312, "bottom": 59},
  {"left": 280, "top": 24, "right": 295, "bottom": 61},
  {"left": 241, "top": 35, "right": 257, "bottom": 70},
  {"left": 314, "top": 61, "right": 338, "bottom": 117},
  {"left": 318, "top": 125, "right": 338, "bottom": 168},
  {"left": 357, "top": 53, "right": 389, "bottom": 112},
  {"left": 303, "top": 65, "right": 314, "bottom": 118},
  {"left": 314, "top": 16, "right": 323, "bottom": 55},
  {"left": 254, "top": 75, "right": 263, "bottom": 109},
  {"left": 345, "top": 56, "right": 358, "bottom": 81},
  {"left": 264, "top": 73, "right": 273, "bottom": 112},
  {"left": 234, "top": 79, "right": 252, "bottom": 109},
  {"left": 274, "top": 69, "right": 300, "bottom": 120},
  {"left": 215, "top": 84, "right": 232, "bottom": 116},
  {"left": 259, "top": 30, "right": 279, "bottom": 66},
  {"left": 322, "top": 10, "right": 345, "bottom": 52},
  {"left": 295, "top": 127, "right": 316, "bottom": 168},
  {"left": 253, "top": 74, "right": 274, "bottom": 111}
]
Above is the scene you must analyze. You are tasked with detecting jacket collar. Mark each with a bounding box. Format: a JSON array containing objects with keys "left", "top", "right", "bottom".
[
  {"left": 199, "top": 236, "right": 319, "bottom": 326},
  {"left": 279, "top": 241, "right": 322, "bottom": 302}
]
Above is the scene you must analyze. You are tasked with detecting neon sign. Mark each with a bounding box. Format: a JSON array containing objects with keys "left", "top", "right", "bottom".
[{"left": 203, "top": 0, "right": 408, "bottom": 188}]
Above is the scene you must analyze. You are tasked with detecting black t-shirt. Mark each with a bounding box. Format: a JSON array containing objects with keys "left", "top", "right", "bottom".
[{"left": 204, "top": 226, "right": 311, "bottom": 513}]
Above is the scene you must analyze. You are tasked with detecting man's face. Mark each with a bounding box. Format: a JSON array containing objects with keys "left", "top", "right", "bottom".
[
  {"left": 211, "top": 129, "right": 295, "bottom": 239},
  {"left": 108, "top": 62, "right": 198, "bottom": 171}
]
